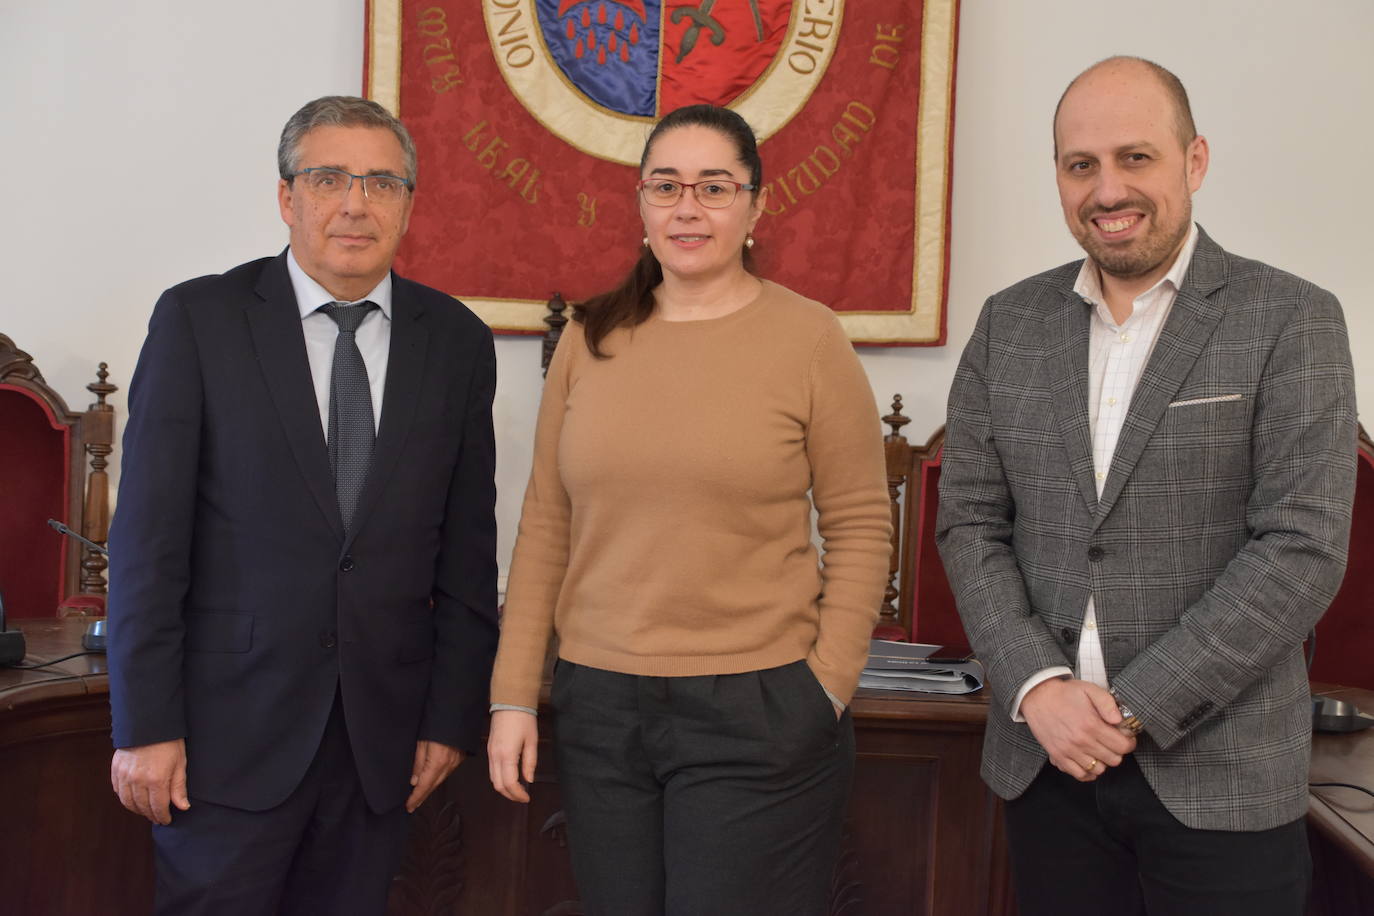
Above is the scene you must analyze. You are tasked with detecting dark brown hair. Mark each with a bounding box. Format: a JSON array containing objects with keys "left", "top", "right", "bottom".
[{"left": 574, "top": 104, "right": 763, "bottom": 358}]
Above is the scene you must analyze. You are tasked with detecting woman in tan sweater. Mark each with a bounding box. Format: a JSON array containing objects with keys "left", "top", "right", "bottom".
[{"left": 487, "top": 104, "right": 891, "bottom": 915}]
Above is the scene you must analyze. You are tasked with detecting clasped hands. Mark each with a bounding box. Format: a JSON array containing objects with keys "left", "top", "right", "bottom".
[{"left": 1021, "top": 677, "right": 1137, "bottom": 782}]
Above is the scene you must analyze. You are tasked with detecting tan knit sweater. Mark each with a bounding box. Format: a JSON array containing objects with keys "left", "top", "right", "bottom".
[{"left": 490, "top": 280, "right": 891, "bottom": 710}]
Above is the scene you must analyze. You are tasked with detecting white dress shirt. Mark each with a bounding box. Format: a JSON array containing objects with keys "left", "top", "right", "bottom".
[
  {"left": 1011, "top": 223, "right": 1200, "bottom": 720},
  {"left": 286, "top": 249, "right": 393, "bottom": 437}
]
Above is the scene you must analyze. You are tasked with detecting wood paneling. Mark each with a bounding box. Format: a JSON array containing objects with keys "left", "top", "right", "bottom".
[
  {"left": 388, "top": 689, "right": 1013, "bottom": 916},
  {"left": 8, "top": 621, "right": 1371, "bottom": 915}
]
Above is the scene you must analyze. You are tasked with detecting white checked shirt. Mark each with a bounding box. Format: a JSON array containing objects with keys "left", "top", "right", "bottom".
[{"left": 1011, "top": 223, "right": 1200, "bottom": 719}]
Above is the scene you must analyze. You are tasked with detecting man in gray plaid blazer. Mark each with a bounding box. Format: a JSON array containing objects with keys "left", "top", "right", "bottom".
[{"left": 937, "top": 57, "right": 1357, "bottom": 915}]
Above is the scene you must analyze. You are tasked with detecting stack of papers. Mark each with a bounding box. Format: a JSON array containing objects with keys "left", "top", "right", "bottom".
[{"left": 860, "top": 639, "right": 985, "bottom": 695}]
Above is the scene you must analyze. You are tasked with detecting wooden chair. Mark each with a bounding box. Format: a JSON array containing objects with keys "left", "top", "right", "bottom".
[
  {"left": 1310, "top": 425, "right": 1374, "bottom": 690},
  {"left": 872, "top": 396, "right": 963, "bottom": 645},
  {"left": 0, "top": 334, "right": 116, "bottom": 618}
]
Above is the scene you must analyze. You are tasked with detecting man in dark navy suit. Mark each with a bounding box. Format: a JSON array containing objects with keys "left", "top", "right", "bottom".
[{"left": 107, "top": 96, "right": 498, "bottom": 914}]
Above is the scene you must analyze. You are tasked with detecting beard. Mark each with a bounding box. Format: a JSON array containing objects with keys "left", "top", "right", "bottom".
[{"left": 1072, "top": 195, "right": 1192, "bottom": 281}]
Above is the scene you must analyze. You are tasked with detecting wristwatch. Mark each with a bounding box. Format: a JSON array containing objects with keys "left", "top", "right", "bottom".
[{"left": 1110, "top": 687, "right": 1144, "bottom": 735}]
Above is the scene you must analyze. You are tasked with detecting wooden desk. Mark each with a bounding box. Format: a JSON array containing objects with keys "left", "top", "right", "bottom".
[
  {"left": 0, "top": 618, "right": 153, "bottom": 915},
  {"left": 1, "top": 623, "right": 1010, "bottom": 915},
  {"left": 7, "top": 622, "right": 1371, "bottom": 915},
  {"left": 1308, "top": 684, "right": 1374, "bottom": 915}
]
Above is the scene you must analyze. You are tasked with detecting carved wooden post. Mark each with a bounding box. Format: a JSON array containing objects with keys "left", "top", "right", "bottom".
[
  {"left": 542, "top": 292, "right": 568, "bottom": 378},
  {"left": 873, "top": 395, "right": 911, "bottom": 640},
  {"left": 80, "top": 363, "right": 116, "bottom": 594}
]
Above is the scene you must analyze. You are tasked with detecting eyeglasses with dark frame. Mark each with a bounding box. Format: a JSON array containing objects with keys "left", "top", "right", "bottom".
[
  {"left": 290, "top": 167, "right": 414, "bottom": 204},
  {"left": 637, "top": 178, "right": 757, "bottom": 209}
]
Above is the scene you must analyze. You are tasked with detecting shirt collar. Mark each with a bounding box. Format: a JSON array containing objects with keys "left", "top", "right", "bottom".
[
  {"left": 1073, "top": 221, "right": 1200, "bottom": 311},
  {"left": 286, "top": 248, "right": 394, "bottom": 320}
]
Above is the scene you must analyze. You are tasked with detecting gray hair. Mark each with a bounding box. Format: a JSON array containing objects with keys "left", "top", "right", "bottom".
[{"left": 278, "top": 96, "right": 418, "bottom": 185}]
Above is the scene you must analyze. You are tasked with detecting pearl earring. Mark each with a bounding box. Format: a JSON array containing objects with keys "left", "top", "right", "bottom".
[{"left": 745, "top": 234, "right": 755, "bottom": 249}]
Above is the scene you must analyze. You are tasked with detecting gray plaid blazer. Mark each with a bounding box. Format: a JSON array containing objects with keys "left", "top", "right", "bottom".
[{"left": 936, "top": 228, "right": 1357, "bottom": 831}]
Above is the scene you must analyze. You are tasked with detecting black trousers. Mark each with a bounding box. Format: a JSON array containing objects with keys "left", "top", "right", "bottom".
[
  {"left": 151, "top": 691, "right": 411, "bottom": 916},
  {"left": 551, "top": 660, "right": 855, "bottom": 916},
  {"left": 1004, "top": 756, "right": 1310, "bottom": 916}
]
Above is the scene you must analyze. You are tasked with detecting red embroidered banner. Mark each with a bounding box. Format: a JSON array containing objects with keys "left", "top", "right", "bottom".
[{"left": 366, "top": 0, "right": 958, "bottom": 344}]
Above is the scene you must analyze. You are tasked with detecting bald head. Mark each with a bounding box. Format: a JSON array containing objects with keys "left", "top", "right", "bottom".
[{"left": 1053, "top": 57, "right": 1196, "bottom": 159}]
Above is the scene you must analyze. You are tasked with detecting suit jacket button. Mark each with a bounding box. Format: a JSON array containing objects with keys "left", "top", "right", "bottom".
[
  {"left": 319, "top": 631, "right": 337, "bottom": 649},
  {"left": 1087, "top": 546, "right": 1105, "bottom": 561},
  {"left": 339, "top": 556, "right": 355, "bottom": 572},
  {"left": 1061, "top": 627, "right": 1077, "bottom": 643}
]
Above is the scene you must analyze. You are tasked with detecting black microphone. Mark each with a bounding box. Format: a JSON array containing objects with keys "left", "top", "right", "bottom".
[
  {"left": 0, "top": 588, "right": 26, "bottom": 666},
  {"left": 46, "top": 518, "right": 109, "bottom": 557},
  {"left": 45, "top": 519, "right": 108, "bottom": 652}
]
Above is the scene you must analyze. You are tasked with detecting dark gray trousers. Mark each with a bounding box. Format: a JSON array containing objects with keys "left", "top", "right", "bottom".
[{"left": 551, "top": 660, "right": 855, "bottom": 916}]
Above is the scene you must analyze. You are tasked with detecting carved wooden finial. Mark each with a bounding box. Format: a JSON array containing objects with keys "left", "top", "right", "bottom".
[
  {"left": 882, "top": 394, "right": 911, "bottom": 441},
  {"left": 87, "top": 362, "right": 116, "bottom": 407},
  {"left": 542, "top": 292, "right": 569, "bottom": 378}
]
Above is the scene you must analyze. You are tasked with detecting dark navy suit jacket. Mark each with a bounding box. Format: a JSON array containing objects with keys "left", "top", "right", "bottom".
[{"left": 108, "top": 251, "right": 499, "bottom": 813}]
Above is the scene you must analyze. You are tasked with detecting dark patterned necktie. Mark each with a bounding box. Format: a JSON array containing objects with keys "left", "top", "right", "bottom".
[{"left": 319, "top": 301, "right": 378, "bottom": 532}]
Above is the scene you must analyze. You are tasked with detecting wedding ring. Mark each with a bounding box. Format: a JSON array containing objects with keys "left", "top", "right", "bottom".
[{"left": 1085, "top": 758, "right": 1098, "bottom": 771}]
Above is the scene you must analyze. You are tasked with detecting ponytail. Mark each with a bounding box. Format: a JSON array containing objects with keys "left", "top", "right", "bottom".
[{"left": 574, "top": 247, "right": 663, "bottom": 359}]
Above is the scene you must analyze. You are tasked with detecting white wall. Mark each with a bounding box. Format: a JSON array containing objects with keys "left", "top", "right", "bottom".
[{"left": 5, "top": 1, "right": 1371, "bottom": 578}]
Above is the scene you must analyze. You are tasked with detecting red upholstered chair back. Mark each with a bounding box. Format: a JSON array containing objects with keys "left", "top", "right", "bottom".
[
  {"left": 903, "top": 437, "right": 964, "bottom": 646},
  {"left": 0, "top": 383, "right": 70, "bottom": 619},
  {"left": 897, "top": 429, "right": 964, "bottom": 645},
  {"left": 0, "top": 335, "right": 115, "bottom": 618},
  {"left": 1310, "top": 426, "right": 1374, "bottom": 690}
]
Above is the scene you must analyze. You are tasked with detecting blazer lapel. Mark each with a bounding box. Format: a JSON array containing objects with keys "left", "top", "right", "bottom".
[
  {"left": 248, "top": 253, "right": 345, "bottom": 540},
  {"left": 1045, "top": 286, "right": 1101, "bottom": 513},
  {"left": 345, "top": 278, "right": 429, "bottom": 547},
  {"left": 1093, "top": 229, "right": 1229, "bottom": 526}
]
